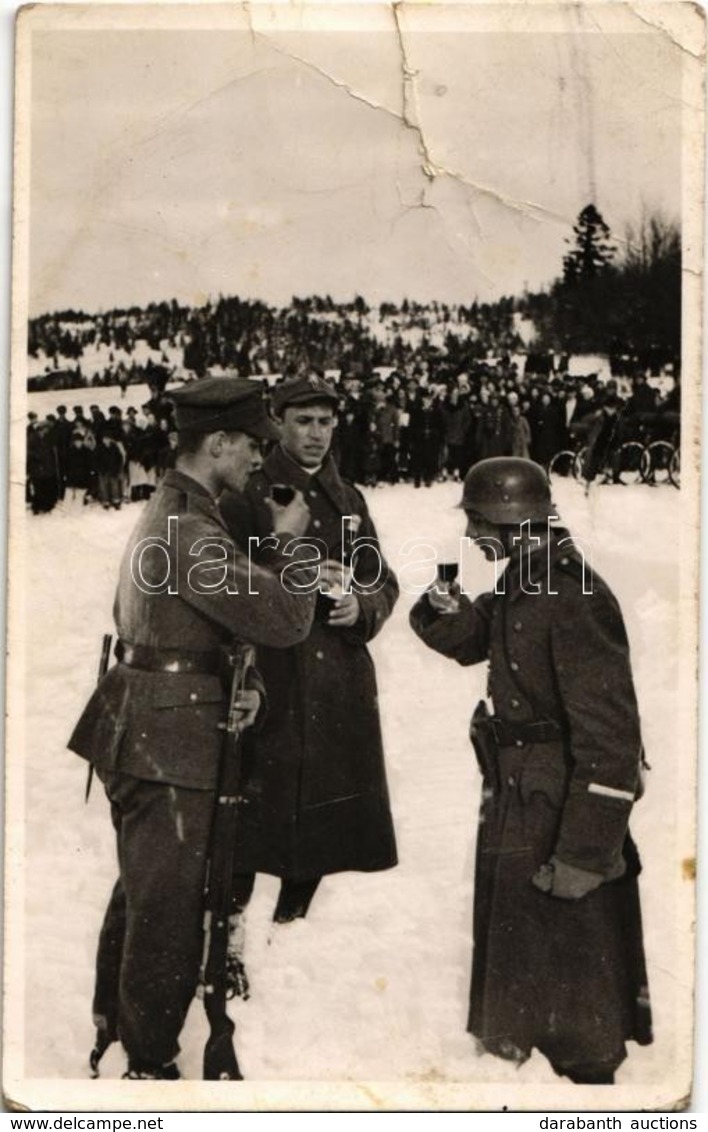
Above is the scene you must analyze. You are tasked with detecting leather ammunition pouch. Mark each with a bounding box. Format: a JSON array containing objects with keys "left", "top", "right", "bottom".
[
  {"left": 469, "top": 700, "right": 499, "bottom": 788},
  {"left": 469, "top": 699, "right": 564, "bottom": 789}
]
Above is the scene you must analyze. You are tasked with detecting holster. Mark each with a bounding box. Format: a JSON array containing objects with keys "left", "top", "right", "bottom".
[{"left": 469, "top": 700, "right": 499, "bottom": 790}]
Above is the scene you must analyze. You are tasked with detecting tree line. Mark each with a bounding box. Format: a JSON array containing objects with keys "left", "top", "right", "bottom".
[{"left": 27, "top": 205, "right": 680, "bottom": 390}]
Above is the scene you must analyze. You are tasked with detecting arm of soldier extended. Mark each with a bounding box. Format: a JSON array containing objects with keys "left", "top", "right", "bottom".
[
  {"left": 549, "top": 581, "right": 642, "bottom": 879},
  {"left": 178, "top": 511, "right": 317, "bottom": 649},
  {"left": 409, "top": 590, "right": 495, "bottom": 666}
]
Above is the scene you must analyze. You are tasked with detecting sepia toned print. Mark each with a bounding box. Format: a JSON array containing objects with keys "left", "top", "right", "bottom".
[{"left": 5, "top": 1, "right": 704, "bottom": 1112}]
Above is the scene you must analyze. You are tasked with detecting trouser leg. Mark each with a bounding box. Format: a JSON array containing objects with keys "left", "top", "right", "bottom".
[
  {"left": 92, "top": 877, "right": 126, "bottom": 1042},
  {"left": 273, "top": 877, "right": 321, "bottom": 923},
  {"left": 99, "top": 773, "right": 215, "bottom": 1067},
  {"left": 92, "top": 787, "right": 131, "bottom": 1057},
  {"left": 423, "top": 448, "right": 439, "bottom": 485},
  {"left": 230, "top": 873, "right": 256, "bottom": 913}
]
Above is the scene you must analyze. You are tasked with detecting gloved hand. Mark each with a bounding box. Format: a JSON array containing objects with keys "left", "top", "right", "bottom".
[{"left": 531, "top": 854, "right": 626, "bottom": 900}]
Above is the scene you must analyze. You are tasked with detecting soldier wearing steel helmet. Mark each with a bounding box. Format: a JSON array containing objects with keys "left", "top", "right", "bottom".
[{"left": 409, "top": 456, "right": 652, "bottom": 1084}]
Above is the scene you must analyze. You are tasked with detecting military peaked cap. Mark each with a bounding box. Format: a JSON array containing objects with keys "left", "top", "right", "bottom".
[
  {"left": 169, "top": 375, "right": 279, "bottom": 440},
  {"left": 272, "top": 374, "right": 339, "bottom": 415}
]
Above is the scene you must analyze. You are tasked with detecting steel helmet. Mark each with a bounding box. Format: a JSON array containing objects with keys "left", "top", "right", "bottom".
[{"left": 459, "top": 457, "right": 554, "bottom": 524}]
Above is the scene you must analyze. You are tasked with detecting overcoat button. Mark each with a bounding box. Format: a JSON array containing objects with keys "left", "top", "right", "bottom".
[
  {"left": 560, "top": 557, "right": 569, "bottom": 566},
  {"left": 313, "top": 519, "right": 321, "bottom": 529},
  {"left": 510, "top": 698, "right": 520, "bottom": 709},
  {"left": 189, "top": 692, "right": 198, "bottom": 701},
  {"left": 513, "top": 621, "right": 522, "bottom": 632},
  {"left": 316, "top": 650, "right": 324, "bottom": 660},
  {"left": 515, "top": 739, "right": 524, "bottom": 748},
  {"left": 507, "top": 775, "right": 515, "bottom": 786},
  {"left": 309, "top": 490, "right": 318, "bottom": 498},
  {"left": 510, "top": 661, "right": 519, "bottom": 672}
]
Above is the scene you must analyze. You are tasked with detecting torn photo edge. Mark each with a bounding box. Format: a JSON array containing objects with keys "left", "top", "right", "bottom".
[{"left": 2, "top": 0, "right": 705, "bottom": 1112}]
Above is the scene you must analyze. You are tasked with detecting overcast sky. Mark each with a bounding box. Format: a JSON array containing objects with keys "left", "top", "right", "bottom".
[{"left": 27, "top": 5, "right": 686, "bottom": 316}]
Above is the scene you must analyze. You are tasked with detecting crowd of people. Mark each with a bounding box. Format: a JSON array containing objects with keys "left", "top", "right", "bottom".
[
  {"left": 329, "top": 365, "right": 680, "bottom": 488},
  {"left": 26, "top": 396, "right": 177, "bottom": 514},
  {"left": 25, "top": 361, "right": 681, "bottom": 514}
]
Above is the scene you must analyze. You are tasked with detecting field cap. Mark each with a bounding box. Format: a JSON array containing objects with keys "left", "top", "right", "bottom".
[
  {"left": 272, "top": 374, "right": 339, "bottom": 415},
  {"left": 170, "top": 376, "right": 279, "bottom": 440}
]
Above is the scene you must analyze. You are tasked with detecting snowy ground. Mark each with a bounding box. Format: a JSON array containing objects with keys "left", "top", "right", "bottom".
[
  {"left": 14, "top": 439, "right": 692, "bottom": 1099},
  {"left": 23, "top": 380, "right": 186, "bottom": 421},
  {"left": 28, "top": 340, "right": 185, "bottom": 384}
]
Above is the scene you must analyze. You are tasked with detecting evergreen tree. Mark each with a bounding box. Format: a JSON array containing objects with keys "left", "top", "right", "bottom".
[{"left": 562, "top": 204, "right": 615, "bottom": 284}]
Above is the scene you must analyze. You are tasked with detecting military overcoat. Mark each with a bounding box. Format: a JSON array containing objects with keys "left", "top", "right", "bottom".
[
  {"left": 410, "top": 531, "right": 652, "bottom": 1074},
  {"left": 220, "top": 445, "right": 399, "bottom": 879}
]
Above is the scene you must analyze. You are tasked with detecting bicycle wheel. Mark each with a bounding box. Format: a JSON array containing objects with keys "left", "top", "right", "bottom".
[
  {"left": 669, "top": 447, "right": 680, "bottom": 488},
  {"left": 641, "top": 440, "right": 674, "bottom": 485},
  {"left": 548, "top": 450, "right": 577, "bottom": 480},
  {"left": 573, "top": 446, "right": 588, "bottom": 482},
  {"left": 615, "top": 441, "right": 645, "bottom": 485}
]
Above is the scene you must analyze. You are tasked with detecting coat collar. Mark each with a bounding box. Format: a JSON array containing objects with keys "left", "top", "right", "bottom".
[
  {"left": 502, "top": 527, "right": 576, "bottom": 603},
  {"left": 263, "top": 445, "right": 352, "bottom": 514},
  {"left": 163, "top": 467, "right": 214, "bottom": 502},
  {"left": 162, "top": 467, "right": 223, "bottom": 518}
]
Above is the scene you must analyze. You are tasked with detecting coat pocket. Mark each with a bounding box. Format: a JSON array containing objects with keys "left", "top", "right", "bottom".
[
  {"left": 518, "top": 748, "right": 568, "bottom": 810},
  {"left": 120, "top": 675, "right": 228, "bottom": 788},
  {"left": 518, "top": 748, "right": 568, "bottom": 862}
]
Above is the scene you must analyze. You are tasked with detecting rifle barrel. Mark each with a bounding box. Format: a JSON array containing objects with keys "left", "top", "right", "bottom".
[{"left": 201, "top": 642, "right": 254, "bottom": 1081}]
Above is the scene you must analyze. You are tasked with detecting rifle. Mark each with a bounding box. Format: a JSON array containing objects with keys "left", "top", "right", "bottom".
[
  {"left": 85, "top": 634, "right": 113, "bottom": 804},
  {"left": 199, "top": 642, "right": 256, "bottom": 1081}
]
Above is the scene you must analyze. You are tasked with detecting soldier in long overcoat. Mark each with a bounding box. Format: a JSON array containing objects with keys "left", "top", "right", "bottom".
[
  {"left": 68, "top": 377, "right": 317, "bottom": 1079},
  {"left": 220, "top": 375, "right": 398, "bottom": 925},
  {"left": 409, "top": 457, "right": 652, "bottom": 1084}
]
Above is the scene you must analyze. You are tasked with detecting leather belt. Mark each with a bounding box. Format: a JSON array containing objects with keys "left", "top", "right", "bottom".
[
  {"left": 115, "top": 640, "right": 225, "bottom": 676},
  {"left": 489, "top": 717, "right": 563, "bottom": 747}
]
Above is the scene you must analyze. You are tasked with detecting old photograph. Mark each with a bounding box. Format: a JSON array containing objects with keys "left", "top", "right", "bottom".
[{"left": 4, "top": 0, "right": 704, "bottom": 1112}]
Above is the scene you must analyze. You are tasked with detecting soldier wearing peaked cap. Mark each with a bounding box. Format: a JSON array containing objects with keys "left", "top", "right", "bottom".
[
  {"left": 409, "top": 457, "right": 652, "bottom": 1085},
  {"left": 69, "top": 376, "right": 318, "bottom": 1080},
  {"left": 270, "top": 372, "right": 340, "bottom": 415},
  {"left": 220, "top": 372, "right": 398, "bottom": 930}
]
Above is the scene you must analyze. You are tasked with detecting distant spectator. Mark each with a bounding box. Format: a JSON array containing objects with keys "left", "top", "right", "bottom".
[
  {"left": 408, "top": 390, "right": 444, "bottom": 488},
  {"left": 510, "top": 403, "right": 532, "bottom": 459},
  {"left": 373, "top": 390, "right": 400, "bottom": 485},
  {"left": 441, "top": 388, "right": 471, "bottom": 480},
  {"left": 27, "top": 420, "right": 61, "bottom": 514},
  {"left": 94, "top": 434, "right": 125, "bottom": 510},
  {"left": 336, "top": 404, "right": 364, "bottom": 484}
]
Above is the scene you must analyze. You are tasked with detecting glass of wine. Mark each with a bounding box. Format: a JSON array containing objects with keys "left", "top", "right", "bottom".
[
  {"left": 270, "top": 483, "right": 296, "bottom": 506},
  {"left": 434, "top": 561, "right": 460, "bottom": 614},
  {"left": 437, "top": 562, "right": 459, "bottom": 585}
]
